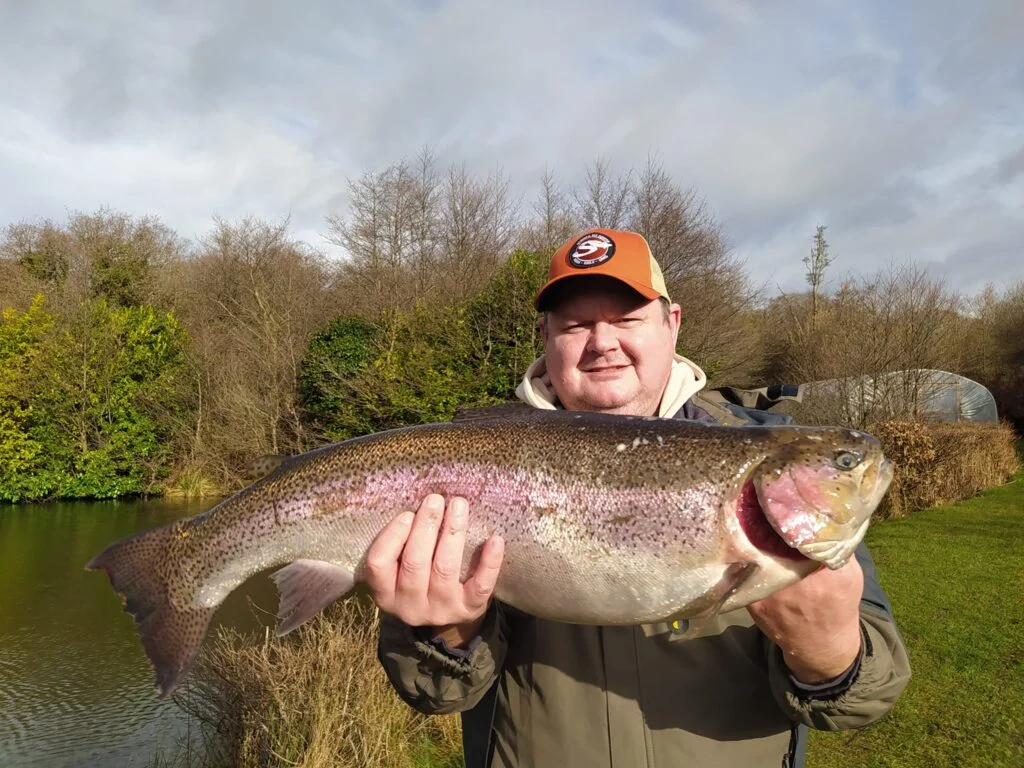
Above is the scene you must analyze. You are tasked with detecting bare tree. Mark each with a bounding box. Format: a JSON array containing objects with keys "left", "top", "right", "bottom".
[
  {"left": 326, "top": 151, "right": 519, "bottom": 316},
  {"left": 760, "top": 262, "right": 971, "bottom": 427},
  {"left": 408, "top": 148, "right": 443, "bottom": 298},
  {"left": 571, "top": 157, "right": 633, "bottom": 229},
  {"left": 436, "top": 163, "right": 519, "bottom": 299},
  {"left": 966, "top": 280, "right": 1024, "bottom": 429},
  {"left": 0, "top": 247, "right": 48, "bottom": 312},
  {"left": 325, "top": 159, "right": 431, "bottom": 316},
  {"left": 168, "top": 216, "right": 336, "bottom": 481},
  {"left": 517, "top": 166, "right": 579, "bottom": 253},
  {"left": 803, "top": 224, "right": 833, "bottom": 318},
  {"left": 0, "top": 208, "right": 186, "bottom": 309},
  {"left": 626, "top": 156, "right": 763, "bottom": 382},
  {"left": 1, "top": 219, "right": 71, "bottom": 289}
]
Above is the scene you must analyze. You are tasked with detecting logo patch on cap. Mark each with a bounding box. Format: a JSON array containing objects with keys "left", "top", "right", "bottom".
[{"left": 567, "top": 233, "right": 615, "bottom": 268}]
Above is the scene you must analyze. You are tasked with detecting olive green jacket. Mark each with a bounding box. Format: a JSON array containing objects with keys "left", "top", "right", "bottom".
[{"left": 376, "top": 393, "right": 911, "bottom": 767}]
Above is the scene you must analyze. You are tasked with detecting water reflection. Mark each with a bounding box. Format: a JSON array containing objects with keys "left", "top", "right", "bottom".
[{"left": 0, "top": 498, "right": 279, "bottom": 767}]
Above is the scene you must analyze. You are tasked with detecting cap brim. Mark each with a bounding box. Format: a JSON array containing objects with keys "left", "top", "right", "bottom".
[{"left": 534, "top": 274, "right": 663, "bottom": 311}]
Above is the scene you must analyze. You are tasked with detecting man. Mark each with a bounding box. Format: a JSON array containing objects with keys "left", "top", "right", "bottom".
[{"left": 366, "top": 228, "right": 911, "bottom": 767}]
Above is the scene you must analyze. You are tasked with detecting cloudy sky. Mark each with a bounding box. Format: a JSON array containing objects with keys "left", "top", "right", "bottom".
[{"left": 1, "top": 0, "right": 1021, "bottom": 296}]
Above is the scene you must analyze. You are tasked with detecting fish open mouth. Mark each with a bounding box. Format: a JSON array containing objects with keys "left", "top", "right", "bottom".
[{"left": 736, "top": 479, "right": 809, "bottom": 561}]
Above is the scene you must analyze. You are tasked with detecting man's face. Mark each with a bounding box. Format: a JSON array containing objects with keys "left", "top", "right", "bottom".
[{"left": 540, "top": 280, "right": 681, "bottom": 417}]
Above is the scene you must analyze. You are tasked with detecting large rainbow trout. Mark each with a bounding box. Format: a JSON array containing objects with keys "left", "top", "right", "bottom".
[{"left": 88, "top": 407, "right": 893, "bottom": 697}]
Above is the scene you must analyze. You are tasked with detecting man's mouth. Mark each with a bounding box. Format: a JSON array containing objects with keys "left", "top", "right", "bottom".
[{"left": 583, "top": 364, "right": 630, "bottom": 373}]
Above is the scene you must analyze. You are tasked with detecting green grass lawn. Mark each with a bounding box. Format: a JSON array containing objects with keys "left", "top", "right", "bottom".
[{"left": 807, "top": 445, "right": 1024, "bottom": 768}]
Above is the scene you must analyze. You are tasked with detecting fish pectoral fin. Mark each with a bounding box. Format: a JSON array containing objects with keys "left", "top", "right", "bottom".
[
  {"left": 670, "top": 562, "right": 759, "bottom": 642},
  {"left": 271, "top": 560, "right": 356, "bottom": 636}
]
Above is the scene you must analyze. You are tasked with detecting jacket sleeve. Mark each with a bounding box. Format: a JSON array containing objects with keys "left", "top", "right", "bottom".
[
  {"left": 765, "top": 541, "right": 912, "bottom": 730},
  {"left": 377, "top": 601, "right": 508, "bottom": 715}
]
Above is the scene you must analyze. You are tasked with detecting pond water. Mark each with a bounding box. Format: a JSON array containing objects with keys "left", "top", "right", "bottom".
[{"left": 0, "top": 497, "right": 280, "bottom": 767}]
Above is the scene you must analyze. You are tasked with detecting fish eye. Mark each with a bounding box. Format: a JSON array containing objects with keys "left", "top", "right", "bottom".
[{"left": 833, "top": 451, "right": 862, "bottom": 471}]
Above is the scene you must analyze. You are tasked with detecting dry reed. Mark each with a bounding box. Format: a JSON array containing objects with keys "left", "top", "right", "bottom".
[
  {"left": 163, "top": 463, "right": 226, "bottom": 499},
  {"left": 174, "top": 598, "right": 463, "bottom": 768},
  {"left": 871, "top": 420, "right": 1020, "bottom": 519}
]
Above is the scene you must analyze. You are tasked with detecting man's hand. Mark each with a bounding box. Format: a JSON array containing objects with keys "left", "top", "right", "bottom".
[
  {"left": 747, "top": 557, "right": 864, "bottom": 685},
  {"left": 364, "top": 493, "right": 505, "bottom": 649}
]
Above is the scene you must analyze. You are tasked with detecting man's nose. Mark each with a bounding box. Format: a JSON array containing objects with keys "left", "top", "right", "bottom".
[{"left": 587, "top": 322, "right": 619, "bottom": 354}]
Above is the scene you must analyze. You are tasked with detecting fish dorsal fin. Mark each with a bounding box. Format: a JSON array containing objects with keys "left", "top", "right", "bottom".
[
  {"left": 452, "top": 402, "right": 534, "bottom": 422},
  {"left": 244, "top": 454, "right": 291, "bottom": 481}
]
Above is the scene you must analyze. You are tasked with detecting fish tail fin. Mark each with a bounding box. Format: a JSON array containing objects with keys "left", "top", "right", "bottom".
[{"left": 86, "top": 524, "right": 214, "bottom": 698}]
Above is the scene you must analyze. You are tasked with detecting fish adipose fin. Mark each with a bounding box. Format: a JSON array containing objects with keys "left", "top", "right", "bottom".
[
  {"left": 671, "top": 562, "right": 758, "bottom": 641},
  {"left": 86, "top": 524, "right": 214, "bottom": 698},
  {"left": 271, "top": 560, "right": 356, "bottom": 636},
  {"left": 244, "top": 454, "right": 292, "bottom": 481}
]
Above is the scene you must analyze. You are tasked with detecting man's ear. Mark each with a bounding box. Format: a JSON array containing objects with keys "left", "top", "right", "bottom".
[
  {"left": 669, "top": 303, "right": 682, "bottom": 341},
  {"left": 538, "top": 314, "right": 549, "bottom": 345}
]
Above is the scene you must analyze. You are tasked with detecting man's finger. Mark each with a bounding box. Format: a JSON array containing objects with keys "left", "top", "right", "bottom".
[
  {"left": 463, "top": 535, "right": 505, "bottom": 611},
  {"left": 363, "top": 510, "right": 415, "bottom": 602},
  {"left": 429, "top": 496, "right": 469, "bottom": 590},
  {"left": 395, "top": 494, "right": 445, "bottom": 599}
]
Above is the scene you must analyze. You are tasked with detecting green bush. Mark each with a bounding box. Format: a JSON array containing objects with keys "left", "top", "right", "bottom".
[
  {"left": 297, "top": 250, "right": 547, "bottom": 439},
  {"left": 0, "top": 294, "right": 190, "bottom": 501}
]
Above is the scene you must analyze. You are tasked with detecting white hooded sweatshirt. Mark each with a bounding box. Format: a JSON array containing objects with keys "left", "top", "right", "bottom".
[{"left": 514, "top": 353, "right": 709, "bottom": 419}]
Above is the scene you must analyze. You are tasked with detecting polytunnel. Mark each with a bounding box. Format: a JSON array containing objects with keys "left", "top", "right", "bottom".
[{"left": 796, "top": 369, "right": 999, "bottom": 423}]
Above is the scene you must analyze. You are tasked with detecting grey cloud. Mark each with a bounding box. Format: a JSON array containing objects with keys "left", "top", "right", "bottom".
[
  {"left": 993, "top": 146, "right": 1024, "bottom": 184},
  {"left": 62, "top": 38, "right": 133, "bottom": 139},
  {"left": 0, "top": 0, "right": 1021, "bottom": 296}
]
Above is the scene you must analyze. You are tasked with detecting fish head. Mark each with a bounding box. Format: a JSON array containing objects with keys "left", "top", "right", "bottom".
[{"left": 745, "top": 427, "right": 894, "bottom": 570}]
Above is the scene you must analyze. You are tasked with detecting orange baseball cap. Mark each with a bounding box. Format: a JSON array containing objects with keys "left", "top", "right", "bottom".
[{"left": 534, "top": 228, "right": 670, "bottom": 311}]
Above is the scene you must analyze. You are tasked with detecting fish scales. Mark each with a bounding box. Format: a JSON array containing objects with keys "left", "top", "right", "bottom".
[
  {"left": 87, "top": 408, "right": 893, "bottom": 697},
  {"left": 180, "top": 415, "right": 754, "bottom": 607}
]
